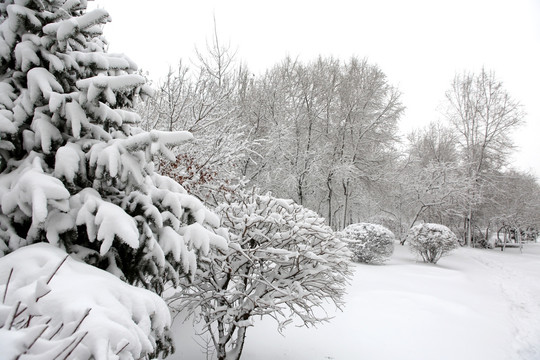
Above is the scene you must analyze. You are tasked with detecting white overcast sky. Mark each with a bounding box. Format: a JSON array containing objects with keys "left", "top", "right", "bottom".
[{"left": 91, "top": 0, "right": 540, "bottom": 178}]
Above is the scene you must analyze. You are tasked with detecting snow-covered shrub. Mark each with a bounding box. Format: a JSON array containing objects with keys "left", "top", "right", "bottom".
[
  {"left": 0, "top": 0, "right": 227, "bottom": 295},
  {"left": 341, "top": 223, "right": 395, "bottom": 264},
  {"left": 0, "top": 243, "right": 171, "bottom": 359},
  {"left": 171, "top": 188, "right": 352, "bottom": 360},
  {"left": 367, "top": 214, "right": 403, "bottom": 243},
  {"left": 406, "top": 223, "right": 459, "bottom": 264}
]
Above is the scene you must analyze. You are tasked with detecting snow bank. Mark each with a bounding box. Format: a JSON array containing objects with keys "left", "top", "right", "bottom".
[
  {"left": 168, "top": 244, "right": 540, "bottom": 360},
  {"left": 0, "top": 243, "right": 171, "bottom": 359}
]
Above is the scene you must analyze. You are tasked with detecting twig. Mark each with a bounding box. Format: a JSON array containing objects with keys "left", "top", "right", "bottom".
[
  {"left": 35, "top": 289, "right": 52, "bottom": 303},
  {"left": 24, "top": 324, "right": 49, "bottom": 352},
  {"left": 15, "top": 324, "right": 49, "bottom": 359},
  {"left": 60, "top": 332, "right": 88, "bottom": 360},
  {"left": 71, "top": 308, "right": 91, "bottom": 335},
  {"left": 25, "top": 314, "right": 34, "bottom": 328},
  {"left": 48, "top": 322, "right": 64, "bottom": 340},
  {"left": 3, "top": 268, "right": 13, "bottom": 303},
  {"left": 47, "top": 255, "right": 69, "bottom": 285},
  {"left": 115, "top": 341, "right": 130, "bottom": 355},
  {"left": 52, "top": 336, "right": 80, "bottom": 360},
  {"left": 8, "top": 301, "right": 21, "bottom": 330},
  {"left": 15, "top": 304, "right": 27, "bottom": 319}
]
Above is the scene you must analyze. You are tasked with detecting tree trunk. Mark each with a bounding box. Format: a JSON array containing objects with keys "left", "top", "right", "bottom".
[
  {"left": 215, "top": 326, "right": 248, "bottom": 360},
  {"left": 466, "top": 207, "right": 473, "bottom": 247},
  {"left": 520, "top": 230, "right": 524, "bottom": 253},
  {"left": 217, "top": 342, "right": 226, "bottom": 360},
  {"left": 226, "top": 326, "right": 248, "bottom": 360},
  {"left": 215, "top": 320, "right": 227, "bottom": 360},
  {"left": 327, "top": 174, "right": 333, "bottom": 228},
  {"left": 297, "top": 176, "right": 304, "bottom": 206},
  {"left": 342, "top": 180, "right": 350, "bottom": 229}
]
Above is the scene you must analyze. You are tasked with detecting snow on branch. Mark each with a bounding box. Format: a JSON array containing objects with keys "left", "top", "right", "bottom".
[
  {"left": 75, "top": 189, "right": 139, "bottom": 255},
  {"left": 1, "top": 155, "right": 69, "bottom": 229},
  {"left": 55, "top": 8, "right": 111, "bottom": 41},
  {"left": 77, "top": 74, "right": 146, "bottom": 105},
  {"left": 171, "top": 188, "right": 352, "bottom": 360},
  {"left": 27, "top": 67, "right": 63, "bottom": 102},
  {"left": 86, "top": 130, "right": 194, "bottom": 188}
]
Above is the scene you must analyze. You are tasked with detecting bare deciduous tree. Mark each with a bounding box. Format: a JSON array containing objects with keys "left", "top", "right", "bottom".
[
  {"left": 445, "top": 69, "right": 525, "bottom": 246},
  {"left": 243, "top": 57, "right": 402, "bottom": 229},
  {"left": 138, "top": 27, "right": 254, "bottom": 202}
]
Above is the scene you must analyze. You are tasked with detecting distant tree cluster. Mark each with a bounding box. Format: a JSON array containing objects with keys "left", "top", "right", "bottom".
[
  {"left": 144, "top": 41, "right": 539, "bottom": 249},
  {"left": 378, "top": 71, "right": 537, "bottom": 246},
  {"left": 140, "top": 51, "right": 403, "bottom": 227}
]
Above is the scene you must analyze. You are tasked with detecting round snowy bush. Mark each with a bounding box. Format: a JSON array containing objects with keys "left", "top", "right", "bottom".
[
  {"left": 342, "top": 223, "right": 395, "bottom": 264},
  {"left": 406, "top": 223, "right": 459, "bottom": 264},
  {"left": 173, "top": 188, "right": 352, "bottom": 360}
]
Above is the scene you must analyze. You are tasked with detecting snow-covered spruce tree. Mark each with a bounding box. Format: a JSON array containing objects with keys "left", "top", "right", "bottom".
[
  {"left": 0, "top": 1, "right": 228, "bottom": 355},
  {"left": 0, "top": 0, "right": 227, "bottom": 287},
  {"left": 406, "top": 223, "right": 459, "bottom": 264},
  {"left": 0, "top": 243, "right": 171, "bottom": 359},
  {"left": 341, "top": 222, "right": 395, "bottom": 264},
  {"left": 170, "top": 188, "right": 352, "bottom": 360}
]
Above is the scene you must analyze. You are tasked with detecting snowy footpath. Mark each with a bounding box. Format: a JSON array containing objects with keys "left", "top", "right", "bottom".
[{"left": 169, "top": 244, "right": 540, "bottom": 360}]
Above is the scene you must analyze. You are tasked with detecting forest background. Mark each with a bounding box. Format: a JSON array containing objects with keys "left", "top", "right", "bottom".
[
  {"left": 88, "top": 0, "right": 540, "bottom": 244},
  {"left": 92, "top": 0, "right": 540, "bottom": 180}
]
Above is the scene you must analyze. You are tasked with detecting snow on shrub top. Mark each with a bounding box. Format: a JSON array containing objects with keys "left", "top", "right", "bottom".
[
  {"left": 341, "top": 222, "right": 395, "bottom": 264},
  {"left": 0, "top": 0, "right": 227, "bottom": 292},
  {"left": 0, "top": 243, "right": 171, "bottom": 359}
]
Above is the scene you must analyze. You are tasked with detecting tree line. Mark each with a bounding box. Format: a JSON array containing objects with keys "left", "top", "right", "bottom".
[{"left": 139, "top": 34, "right": 540, "bottom": 246}]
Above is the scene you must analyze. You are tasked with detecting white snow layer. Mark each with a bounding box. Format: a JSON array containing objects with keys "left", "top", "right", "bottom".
[
  {"left": 0, "top": 243, "right": 170, "bottom": 359},
  {"left": 77, "top": 74, "right": 145, "bottom": 104},
  {"left": 27, "top": 67, "right": 63, "bottom": 102},
  {"left": 169, "top": 244, "right": 540, "bottom": 360},
  {"left": 73, "top": 188, "right": 139, "bottom": 254},
  {"left": 1, "top": 156, "right": 70, "bottom": 226}
]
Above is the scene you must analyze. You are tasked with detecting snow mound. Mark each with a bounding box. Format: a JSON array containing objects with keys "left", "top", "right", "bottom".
[
  {"left": 0, "top": 243, "right": 171, "bottom": 359},
  {"left": 170, "top": 245, "right": 540, "bottom": 360}
]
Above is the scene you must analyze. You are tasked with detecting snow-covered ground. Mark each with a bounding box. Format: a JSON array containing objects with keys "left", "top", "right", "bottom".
[{"left": 170, "top": 243, "right": 540, "bottom": 360}]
